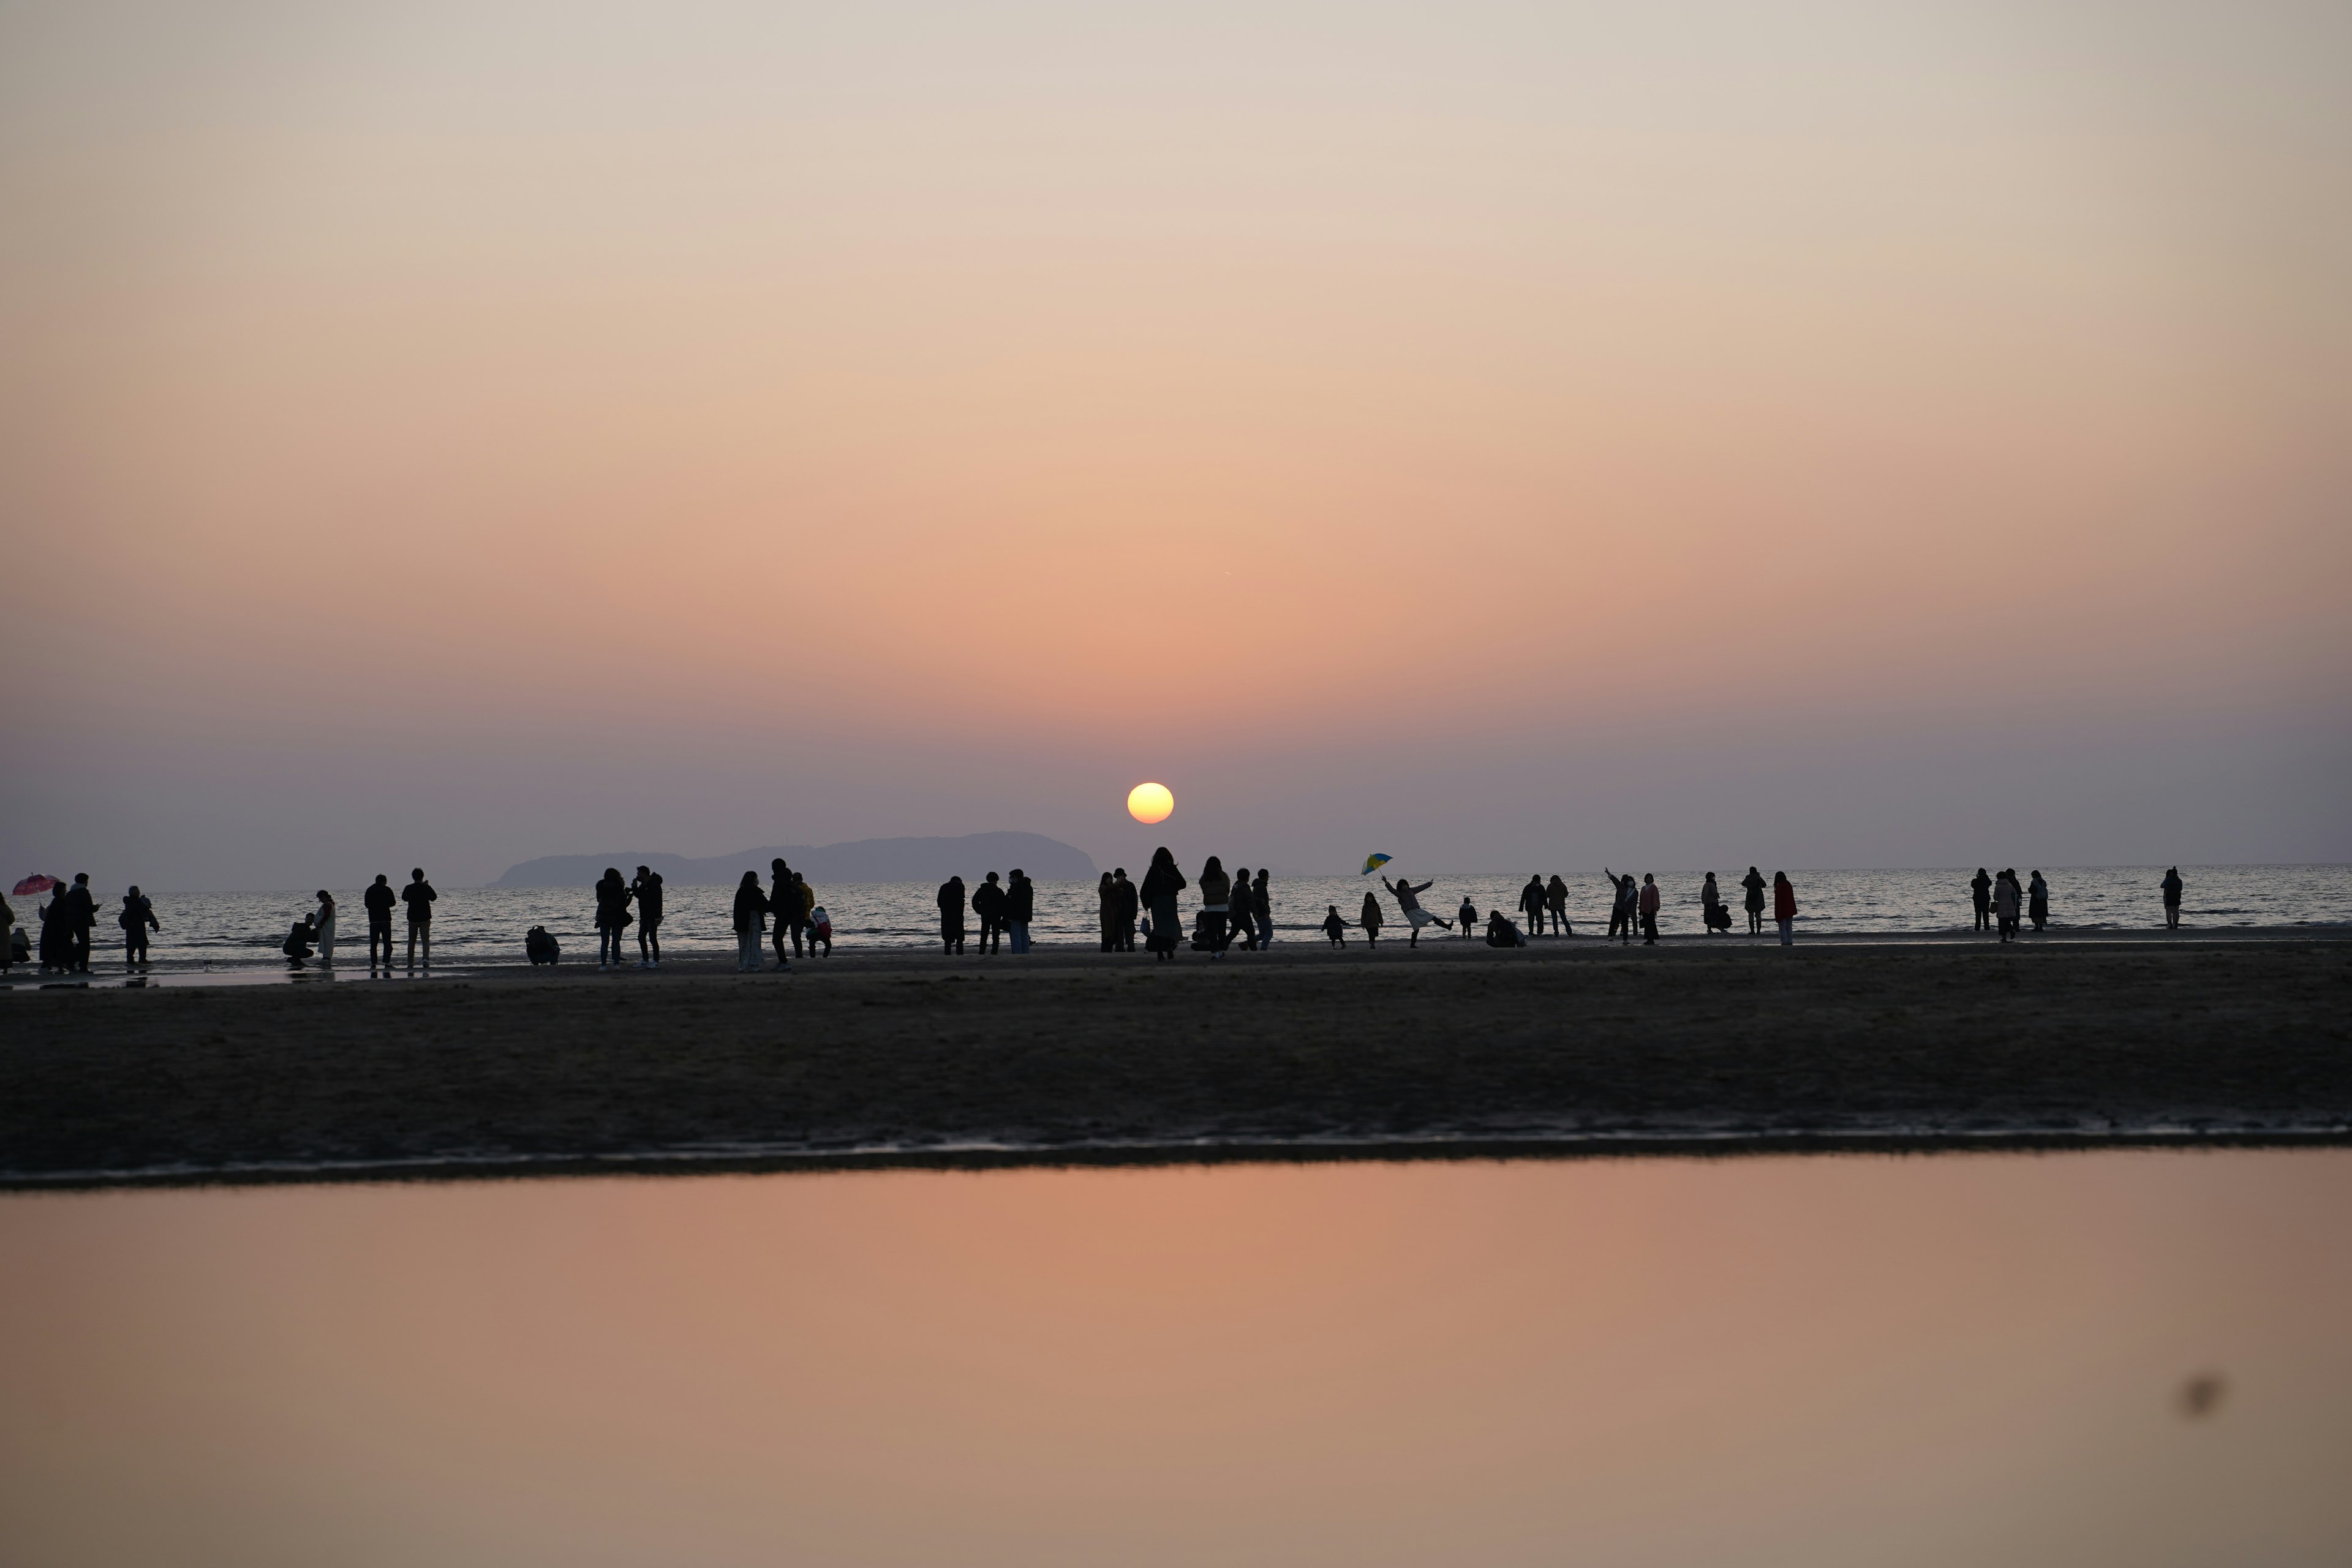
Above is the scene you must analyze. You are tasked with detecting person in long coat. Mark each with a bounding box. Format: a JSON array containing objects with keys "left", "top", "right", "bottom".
[
  {"left": 2027, "top": 869, "right": 2050, "bottom": 932},
  {"left": 1114, "top": 868, "right": 1140, "bottom": 952},
  {"left": 1742, "top": 867, "right": 1767, "bottom": 935},
  {"left": 938, "top": 876, "right": 967, "bottom": 956},
  {"left": 731, "top": 871, "right": 768, "bottom": 972},
  {"left": 1139, "top": 848, "right": 1186, "bottom": 961},
  {"left": 1359, "top": 889, "right": 1384, "bottom": 947},
  {"left": 1993, "top": 869, "right": 2022, "bottom": 943},
  {"left": 1097, "top": 872, "right": 1117, "bottom": 952}
]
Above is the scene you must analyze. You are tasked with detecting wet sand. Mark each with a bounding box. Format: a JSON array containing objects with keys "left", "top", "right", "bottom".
[{"left": 4, "top": 939, "right": 2346, "bottom": 1185}]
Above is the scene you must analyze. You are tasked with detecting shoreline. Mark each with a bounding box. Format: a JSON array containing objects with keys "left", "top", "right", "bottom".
[{"left": 5, "top": 940, "right": 2346, "bottom": 1191}]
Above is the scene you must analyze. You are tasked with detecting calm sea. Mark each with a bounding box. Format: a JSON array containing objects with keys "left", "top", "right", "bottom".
[{"left": 9, "top": 864, "right": 2346, "bottom": 976}]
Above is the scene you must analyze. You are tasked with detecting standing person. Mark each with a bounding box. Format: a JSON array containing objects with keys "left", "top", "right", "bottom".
[
  {"left": 1602, "top": 869, "right": 1635, "bottom": 946},
  {"left": 1547, "top": 876, "right": 1571, "bottom": 936},
  {"left": 364, "top": 874, "right": 396, "bottom": 967},
  {"left": 1700, "top": 872, "right": 1725, "bottom": 934},
  {"left": 401, "top": 868, "right": 437, "bottom": 967},
  {"left": 1197, "top": 856, "right": 1233, "bottom": 957},
  {"left": 1322, "top": 905, "right": 1348, "bottom": 946},
  {"left": 796, "top": 873, "right": 817, "bottom": 955},
  {"left": 2027, "top": 869, "right": 2049, "bottom": 933},
  {"left": 1114, "top": 868, "right": 1139, "bottom": 952},
  {"left": 938, "top": 875, "right": 968, "bottom": 955},
  {"left": 120, "top": 885, "right": 160, "bottom": 966},
  {"left": 1773, "top": 872, "right": 1798, "bottom": 945},
  {"left": 1742, "top": 867, "right": 1767, "bottom": 936},
  {"left": 731, "top": 870, "right": 767, "bottom": 972},
  {"left": 39, "top": 886, "right": 71, "bottom": 973},
  {"left": 1379, "top": 873, "right": 1441, "bottom": 947},
  {"left": 971, "top": 872, "right": 1006, "bottom": 954},
  {"left": 1227, "top": 866, "right": 1258, "bottom": 951},
  {"left": 1993, "top": 869, "right": 2022, "bottom": 943},
  {"left": 594, "top": 867, "right": 631, "bottom": 971},
  {"left": 631, "top": 865, "right": 665, "bottom": 968},
  {"left": 1970, "top": 868, "right": 1994, "bottom": 933},
  {"left": 1359, "top": 888, "right": 1384, "bottom": 947},
  {"left": 1520, "top": 875, "right": 1547, "bottom": 937},
  {"left": 1638, "top": 873, "right": 1661, "bottom": 945},
  {"left": 311, "top": 889, "right": 335, "bottom": 965},
  {"left": 1005, "top": 868, "right": 1034, "bottom": 954},
  {"left": 1097, "top": 872, "right": 1118, "bottom": 952},
  {"left": 2161, "top": 867, "right": 2184, "bottom": 929},
  {"left": 0, "top": 891, "right": 14, "bottom": 973},
  {"left": 767, "top": 860, "right": 796, "bottom": 968},
  {"left": 1458, "top": 895, "right": 1478, "bottom": 938},
  {"left": 1253, "top": 869, "right": 1273, "bottom": 946},
  {"left": 1139, "top": 848, "right": 1186, "bottom": 961},
  {"left": 66, "top": 873, "right": 99, "bottom": 972}
]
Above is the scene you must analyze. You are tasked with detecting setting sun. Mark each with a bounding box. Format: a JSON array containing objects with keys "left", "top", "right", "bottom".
[{"left": 1126, "top": 783, "right": 1174, "bottom": 825}]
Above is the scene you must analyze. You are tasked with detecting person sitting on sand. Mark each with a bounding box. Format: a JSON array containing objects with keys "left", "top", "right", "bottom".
[
  {"left": 120, "top": 885, "right": 160, "bottom": 967},
  {"left": 938, "top": 875, "right": 968, "bottom": 956},
  {"left": 1458, "top": 896, "right": 1477, "bottom": 938},
  {"left": 2028, "top": 869, "right": 2049, "bottom": 933},
  {"left": 1380, "top": 874, "right": 1445, "bottom": 948},
  {"left": 1322, "top": 905, "right": 1348, "bottom": 947},
  {"left": 1742, "top": 867, "right": 1766, "bottom": 936},
  {"left": 731, "top": 870, "right": 768, "bottom": 972},
  {"left": 1485, "top": 909, "right": 1526, "bottom": 948},
  {"left": 1360, "top": 889, "right": 1383, "bottom": 946}
]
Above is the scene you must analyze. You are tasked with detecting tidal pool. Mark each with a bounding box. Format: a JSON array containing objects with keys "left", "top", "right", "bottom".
[{"left": 2, "top": 1150, "right": 2346, "bottom": 1566}]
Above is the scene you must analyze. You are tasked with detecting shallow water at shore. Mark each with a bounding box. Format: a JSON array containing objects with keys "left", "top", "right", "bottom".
[
  {"left": 13, "top": 863, "right": 2348, "bottom": 978},
  {"left": 1, "top": 1149, "right": 2345, "bottom": 1566}
]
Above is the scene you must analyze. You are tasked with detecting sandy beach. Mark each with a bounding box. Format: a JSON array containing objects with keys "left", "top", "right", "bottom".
[{"left": 5, "top": 937, "right": 2346, "bottom": 1186}]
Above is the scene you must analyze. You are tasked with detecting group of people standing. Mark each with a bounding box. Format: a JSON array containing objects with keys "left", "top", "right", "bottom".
[
  {"left": 1969, "top": 867, "right": 2050, "bottom": 943},
  {"left": 728, "top": 859, "right": 830, "bottom": 971},
  {"left": 0, "top": 874, "right": 138, "bottom": 974},
  {"left": 932, "top": 868, "right": 1036, "bottom": 956}
]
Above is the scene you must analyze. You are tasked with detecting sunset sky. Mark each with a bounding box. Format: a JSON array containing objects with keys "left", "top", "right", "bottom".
[{"left": 4, "top": 1, "right": 2345, "bottom": 888}]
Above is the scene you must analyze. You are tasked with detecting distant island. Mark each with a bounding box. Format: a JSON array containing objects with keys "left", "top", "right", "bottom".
[{"left": 492, "top": 832, "right": 1098, "bottom": 889}]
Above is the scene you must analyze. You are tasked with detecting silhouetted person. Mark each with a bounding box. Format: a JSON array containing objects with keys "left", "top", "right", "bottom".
[
  {"left": 1742, "top": 867, "right": 1766, "bottom": 935},
  {"left": 1140, "top": 848, "right": 1186, "bottom": 960},
  {"left": 2027, "top": 869, "right": 2049, "bottom": 933},
  {"left": 1547, "top": 875, "right": 1570, "bottom": 935},
  {"left": 1006, "top": 868, "right": 1035, "bottom": 954},
  {"left": 2161, "top": 867, "right": 2184, "bottom": 929},
  {"left": 39, "top": 888, "right": 72, "bottom": 973},
  {"left": 631, "top": 866, "right": 664, "bottom": 967},
  {"left": 1098, "top": 872, "right": 1118, "bottom": 951},
  {"left": 1322, "top": 905, "right": 1348, "bottom": 946},
  {"left": 1458, "top": 896, "right": 1477, "bottom": 938},
  {"left": 938, "top": 875, "right": 967, "bottom": 954},
  {"left": 364, "top": 874, "right": 396, "bottom": 966},
  {"left": 1970, "top": 868, "right": 1993, "bottom": 933},
  {"left": 1773, "top": 872, "right": 1798, "bottom": 945},
  {"left": 1227, "top": 866, "right": 1258, "bottom": 951},
  {"left": 1253, "top": 869, "right": 1272, "bottom": 946},
  {"left": 282, "top": 918, "right": 315, "bottom": 967},
  {"left": 791, "top": 872, "right": 816, "bottom": 956},
  {"left": 1485, "top": 909, "right": 1526, "bottom": 947},
  {"left": 809, "top": 905, "right": 833, "bottom": 956},
  {"left": 1602, "top": 869, "right": 1635, "bottom": 945},
  {"left": 120, "top": 885, "right": 159, "bottom": 966},
  {"left": 1381, "top": 874, "right": 1441, "bottom": 947},
  {"left": 1701, "top": 872, "right": 1731, "bottom": 933},
  {"left": 66, "top": 873, "right": 97, "bottom": 971},
  {"left": 594, "top": 867, "right": 630, "bottom": 970},
  {"left": 1360, "top": 889, "right": 1383, "bottom": 946},
  {"left": 1994, "top": 869, "right": 2022, "bottom": 943},
  {"left": 0, "top": 892, "right": 15, "bottom": 973},
  {"left": 401, "top": 868, "right": 436, "bottom": 967},
  {"left": 972, "top": 872, "right": 1006, "bottom": 954},
  {"left": 1114, "top": 868, "right": 1140, "bottom": 951},
  {"left": 770, "top": 859, "right": 797, "bottom": 967},
  {"left": 1638, "top": 873, "right": 1661, "bottom": 944},
  {"left": 732, "top": 870, "right": 767, "bottom": 971},
  {"left": 311, "top": 889, "right": 336, "bottom": 965},
  {"left": 1520, "top": 875, "right": 1547, "bottom": 936},
  {"left": 1197, "top": 857, "right": 1234, "bottom": 957}
]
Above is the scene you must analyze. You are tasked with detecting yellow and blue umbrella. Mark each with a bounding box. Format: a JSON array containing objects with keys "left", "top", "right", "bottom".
[{"left": 1360, "top": 853, "right": 1393, "bottom": 876}]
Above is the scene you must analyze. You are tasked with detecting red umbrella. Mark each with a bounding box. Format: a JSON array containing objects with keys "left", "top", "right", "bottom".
[{"left": 12, "top": 875, "right": 59, "bottom": 897}]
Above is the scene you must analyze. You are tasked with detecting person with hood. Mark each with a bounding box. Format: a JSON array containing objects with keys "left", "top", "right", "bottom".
[
  {"left": 938, "top": 875, "right": 967, "bottom": 955},
  {"left": 1638, "top": 872, "right": 1663, "bottom": 944},
  {"left": 1741, "top": 867, "right": 1767, "bottom": 936},
  {"left": 1970, "top": 868, "right": 1994, "bottom": 933},
  {"left": 310, "top": 889, "right": 335, "bottom": 965},
  {"left": 401, "top": 868, "right": 436, "bottom": 968},
  {"left": 1381, "top": 873, "right": 1443, "bottom": 948},
  {"left": 1227, "top": 866, "right": 1259, "bottom": 951},
  {"left": 1993, "top": 869, "right": 2022, "bottom": 943},
  {"left": 1458, "top": 895, "right": 1478, "bottom": 938},
  {"left": 1547, "top": 875, "right": 1571, "bottom": 936},
  {"left": 1252, "top": 869, "right": 1273, "bottom": 946},
  {"left": 1773, "top": 871, "right": 1798, "bottom": 945},
  {"left": 2161, "top": 867, "right": 2184, "bottom": 930},
  {"left": 971, "top": 872, "right": 1007, "bottom": 954},
  {"left": 121, "top": 885, "right": 160, "bottom": 966},
  {"left": 66, "top": 873, "right": 99, "bottom": 971},
  {"left": 780, "top": 860, "right": 809, "bottom": 968},
  {"left": 364, "top": 873, "right": 397, "bottom": 967},
  {"left": 2027, "top": 869, "right": 2050, "bottom": 933},
  {"left": 1197, "top": 856, "right": 1234, "bottom": 956},
  {"left": 1139, "top": 848, "right": 1186, "bottom": 960},
  {"left": 594, "top": 867, "right": 631, "bottom": 970},
  {"left": 731, "top": 870, "right": 768, "bottom": 972},
  {"left": 1359, "top": 888, "right": 1384, "bottom": 947},
  {"left": 631, "top": 866, "right": 665, "bottom": 968},
  {"left": 1005, "top": 868, "right": 1035, "bottom": 954},
  {"left": 1114, "top": 869, "right": 1139, "bottom": 952},
  {"left": 1520, "top": 875, "right": 1548, "bottom": 936}
]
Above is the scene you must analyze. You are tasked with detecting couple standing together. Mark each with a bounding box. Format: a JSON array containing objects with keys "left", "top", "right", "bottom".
[{"left": 934, "top": 869, "right": 1034, "bottom": 954}]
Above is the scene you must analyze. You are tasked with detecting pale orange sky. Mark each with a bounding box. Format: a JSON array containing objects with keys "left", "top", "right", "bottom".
[{"left": 2, "top": 1, "right": 2346, "bottom": 885}]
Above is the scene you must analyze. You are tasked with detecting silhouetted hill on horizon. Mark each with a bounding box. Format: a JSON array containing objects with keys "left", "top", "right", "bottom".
[{"left": 492, "top": 832, "right": 1097, "bottom": 889}]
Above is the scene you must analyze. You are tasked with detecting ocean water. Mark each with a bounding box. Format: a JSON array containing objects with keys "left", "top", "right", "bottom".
[{"left": 7, "top": 864, "right": 2346, "bottom": 976}]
